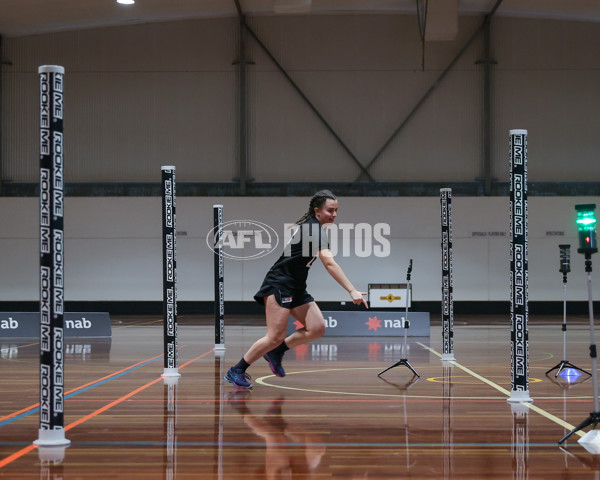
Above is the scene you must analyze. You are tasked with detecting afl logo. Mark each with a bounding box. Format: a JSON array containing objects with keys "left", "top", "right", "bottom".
[{"left": 206, "top": 220, "right": 279, "bottom": 260}]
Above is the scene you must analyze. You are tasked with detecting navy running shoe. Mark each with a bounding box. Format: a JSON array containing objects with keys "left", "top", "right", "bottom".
[
  {"left": 264, "top": 350, "right": 286, "bottom": 377},
  {"left": 224, "top": 367, "right": 253, "bottom": 389}
]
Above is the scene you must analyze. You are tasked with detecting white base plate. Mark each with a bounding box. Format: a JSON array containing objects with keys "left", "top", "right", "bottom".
[
  {"left": 162, "top": 367, "right": 181, "bottom": 378},
  {"left": 578, "top": 430, "right": 600, "bottom": 454},
  {"left": 34, "top": 429, "right": 71, "bottom": 447},
  {"left": 508, "top": 390, "right": 533, "bottom": 403}
]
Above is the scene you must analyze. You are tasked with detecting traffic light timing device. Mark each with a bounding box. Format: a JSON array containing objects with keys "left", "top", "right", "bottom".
[{"left": 575, "top": 204, "right": 597, "bottom": 255}]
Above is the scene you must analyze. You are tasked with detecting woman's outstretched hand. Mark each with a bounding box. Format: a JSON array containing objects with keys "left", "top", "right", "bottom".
[{"left": 350, "top": 290, "right": 369, "bottom": 308}]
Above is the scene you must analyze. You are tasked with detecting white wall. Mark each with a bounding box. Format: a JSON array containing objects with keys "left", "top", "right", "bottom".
[
  {"left": 2, "top": 15, "right": 600, "bottom": 183},
  {"left": 1, "top": 196, "right": 598, "bottom": 302}
]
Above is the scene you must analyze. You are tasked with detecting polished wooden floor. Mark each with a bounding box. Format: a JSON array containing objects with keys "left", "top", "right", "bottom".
[{"left": 2, "top": 314, "right": 600, "bottom": 479}]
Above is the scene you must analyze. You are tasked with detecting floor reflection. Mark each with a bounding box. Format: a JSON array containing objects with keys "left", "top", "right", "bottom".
[
  {"left": 226, "top": 394, "right": 326, "bottom": 479},
  {"left": 0, "top": 337, "right": 112, "bottom": 363},
  {"left": 38, "top": 446, "right": 67, "bottom": 480},
  {"left": 163, "top": 377, "right": 178, "bottom": 480},
  {"left": 511, "top": 404, "right": 529, "bottom": 480},
  {"left": 443, "top": 363, "right": 454, "bottom": 480},
  {"left": 213, "top": 351, "right": 226, "bottom": 480},
  {"left": 292, "top": 338, "right": 431, "bottom": 364}
]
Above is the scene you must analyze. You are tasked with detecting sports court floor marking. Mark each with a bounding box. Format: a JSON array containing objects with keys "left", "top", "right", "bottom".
[
  {"left": 0, "top": 344, "right": 198, "bottom": 426},
  {"left": 0, "top": 352, "right": 166, "bottom": 426},
  {"left": 0, "top": 441, "right": 567, "bottom": 447},
  {"left": 416, "top": 342, "right": 582, "bottom": 437},
  {"left": 256, "top": 369, "right": 507, "bottom": 399},
  {"left": 0, "top": 349, "right": 214, "bottom": 470},
  {"left": 256, "top": 368, "right": 590, "bottom": 401}
]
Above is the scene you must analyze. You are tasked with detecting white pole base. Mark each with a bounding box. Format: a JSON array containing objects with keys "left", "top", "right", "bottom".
[
  {"left": 34, "top": 429, "right": 71, "bottom": 447},
  {"left": 441, "top": 353, "right": 455, "bottom": 362},
  {"left": 162, "top": 375, "right": 180, "bottom": 386},
  {"left": 214, "top": 343, "right": 226, "bottom": 351},
  {"left": 508, "top": 390, "right": 533, "bottom": 403},
  {"left": 162, "top": 367, "right": 181, "bottom": 378},
  {"left": 578, "top": 430, "right": 600, "bottom": 454}
]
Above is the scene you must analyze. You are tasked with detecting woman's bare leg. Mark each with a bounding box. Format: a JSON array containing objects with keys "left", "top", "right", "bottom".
[
  {"left": 242, "top": 295, "right": 290, "bottom": 365},
  {"left": 284, "top": 302, "right": 326, "bottom": 349}
]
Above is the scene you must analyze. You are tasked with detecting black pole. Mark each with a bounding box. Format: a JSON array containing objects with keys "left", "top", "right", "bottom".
[
  {"left": 161, "top": 166, "right": 180, "bottom": 378},
  {"left": 441, "top": 188, "right": 455, "bottom": 361},
  {"left": 214, "top": 205, "right": 225, "bottom": 350},
  {"left": 508, "top": 129, "right": 532, "bottom": 404},
  {"left": 35, "top": 65, "right": 70, "bottom": 447}
]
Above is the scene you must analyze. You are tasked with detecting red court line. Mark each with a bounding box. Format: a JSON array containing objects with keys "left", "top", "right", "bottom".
[
  {"left": 0, "top": 352, "right": 165, "bottom": 424},
  {"left": 0, "top": 349, "right": 214, "bottom": 470}
]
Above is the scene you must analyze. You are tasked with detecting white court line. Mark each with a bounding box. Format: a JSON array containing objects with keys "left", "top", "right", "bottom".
[{"left": 417, "top": 342, "right": 583, "bottom": 437}]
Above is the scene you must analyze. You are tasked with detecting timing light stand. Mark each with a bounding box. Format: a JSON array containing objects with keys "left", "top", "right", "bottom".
[
  {"left": 559, "top": 204, "right": 599, "bottom": 448},
  {"left": 547, "top": 244, "right": 591, "bottom": 378},
  {"left": 378, "top": 259, "right": 419, "bottom": 378}
]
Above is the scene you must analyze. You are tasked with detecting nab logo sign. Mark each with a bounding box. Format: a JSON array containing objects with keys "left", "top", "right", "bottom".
[
  {"left": 206, "top": 220, "right": 279, "bottom": 260},
  {"left": 0, "top": 318, "right": 18, "bottom": 329},
  {"left": 324, "top": 316, "right": 338, "bottom": 328},
  {"left": 66, "top": 317, "right": 92, "bottom": 329}
]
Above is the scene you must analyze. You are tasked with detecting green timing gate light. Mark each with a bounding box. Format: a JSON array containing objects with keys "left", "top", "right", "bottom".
[{"left": 575, "top": 204, "right": 598, "bottom": 254}]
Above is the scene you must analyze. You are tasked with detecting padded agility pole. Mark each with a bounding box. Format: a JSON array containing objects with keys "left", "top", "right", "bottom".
[
  {"left": 508, "top": 129, "right": 532, "bottom": 403},
  {"left": 213, "top": 205, "right": 225, "bottom": 350},
  {"left": 161, "top": 166, "right": 180, "bottom": 377},
  {"left": 440, "top": 188, "right": 455, "bottom": 361},
  {"left": 36, "top": 65, "right": 70, "bottom": 447}
]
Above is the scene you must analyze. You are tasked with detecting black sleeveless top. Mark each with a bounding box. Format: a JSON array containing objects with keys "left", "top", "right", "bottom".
[{"left": 255, "top": 216, "right": 329, "bottom": 300}]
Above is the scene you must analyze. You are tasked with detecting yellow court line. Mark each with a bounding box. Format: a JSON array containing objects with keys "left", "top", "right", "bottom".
[
  {"left": 13, "top": 342, "right": 38, "bottom": 349},
  {"left": 118, "top": 319, "right": 162, "bottom": 328},
  {"left": 417, "top": 342, "right": 582, "bottom": 437}
]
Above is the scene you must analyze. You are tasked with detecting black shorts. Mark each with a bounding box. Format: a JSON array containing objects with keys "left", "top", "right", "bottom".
[{"left": 254, "top": 283, "right": 314, "bottom": 310}]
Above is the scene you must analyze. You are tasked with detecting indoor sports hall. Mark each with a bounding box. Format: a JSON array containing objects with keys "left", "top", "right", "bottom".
[{"left": 1, "top": 1, "right": 600, "bottom": 478}]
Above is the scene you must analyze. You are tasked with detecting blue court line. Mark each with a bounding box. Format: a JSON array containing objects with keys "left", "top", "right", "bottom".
[
  {"left": 0, "top": 441, "right": 561, "bottom": 447},
  {"left": 0, "top": 357, "right": 160, "bottom": 428}
]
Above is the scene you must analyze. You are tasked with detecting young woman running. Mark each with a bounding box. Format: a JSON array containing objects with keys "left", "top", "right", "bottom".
[{"left": 225, "top": 190, "right": 368, "bottom": 389}]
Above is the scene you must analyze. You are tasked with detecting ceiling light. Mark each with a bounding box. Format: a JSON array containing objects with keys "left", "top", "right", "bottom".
[{"left": 117, "top": 0, "right": 135, "bottom": 5}]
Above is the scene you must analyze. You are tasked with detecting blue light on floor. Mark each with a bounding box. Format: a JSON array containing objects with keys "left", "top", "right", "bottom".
[{"left": 559, "top": 368, "right": 583, "bottom": 382}]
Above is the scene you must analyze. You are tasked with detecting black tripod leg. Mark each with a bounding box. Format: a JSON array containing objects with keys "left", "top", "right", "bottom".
[
  {"left": 546, "top": 361, "right": 568, "bottom": 377},
  {"left": 378, "top": 359, "right": 420, "bottom": 377},
  {"left": 378, "top": 361, "right": 404, "bottom": 376},
  {"left": 558, "top": 415, "right": 599, "bottom": 444},
  {"left": 402, "top": 360, "right": 420, "bottom": 377}
]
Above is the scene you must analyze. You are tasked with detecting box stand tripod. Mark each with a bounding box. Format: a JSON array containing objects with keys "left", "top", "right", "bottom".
[
  {"left": 547, "top": 244, "right": 591, "bottom": 378},
  {"left": 559, "top": 204, "right": 599, "bottom": 447},
  {"left": 378, "top": 259, "right": 419, "bottom": 378}
]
